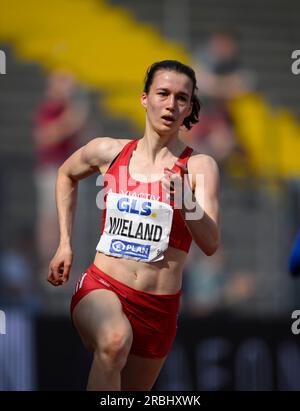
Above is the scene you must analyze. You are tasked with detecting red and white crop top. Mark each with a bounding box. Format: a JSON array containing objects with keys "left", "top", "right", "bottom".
[{"left": 96, "top": 139, "right": 193, "bottom": 262}]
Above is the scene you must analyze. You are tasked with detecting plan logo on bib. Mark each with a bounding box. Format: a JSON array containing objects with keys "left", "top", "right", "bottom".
[{"left": 110, "top": 239, "right": 150, "bottom": 259}]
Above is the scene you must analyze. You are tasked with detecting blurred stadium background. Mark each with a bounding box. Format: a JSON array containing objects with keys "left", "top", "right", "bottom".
[{"left": 0, "top": 0, "right": 300, "bottom": 391}]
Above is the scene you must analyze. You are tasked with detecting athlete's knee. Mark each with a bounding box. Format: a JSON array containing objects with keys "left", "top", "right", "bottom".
[{"left": 95, "top": 328, "right": 133, "bottom": 370}]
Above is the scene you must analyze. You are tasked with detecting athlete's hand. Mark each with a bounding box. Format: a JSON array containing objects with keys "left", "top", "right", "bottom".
[
  {"left": 162, "top": 161, "right": 192, "bottom": 207},
  {"left": 47, "top": 244, "right": 73, "bottom": 286}
]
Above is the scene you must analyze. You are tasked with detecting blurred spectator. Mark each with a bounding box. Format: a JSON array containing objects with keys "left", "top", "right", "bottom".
[
  {"left": 193, "top": 29, "right": 254, "bottom": 99},
  {"left": 182, "top": 243, "right": 257, "bottom": 317},
  {"left": 183, "top": 29, "right": 255, "bottom": 170},
  {"left": 0, "top": 228, "right": 40, "bottom": 311},
  {"left": 33, "top": 70, "right": 90, "bottom": 285},
  {"left": 187, "top": 99, "right": 236, "bottom": 165},
  {"left": 223, "top": 269, "right": 257, "bottom": 312},
  {"left": 0, "top": 229, "right": 38, "bottom": 390},
  {"left": 182, "top": 244, "right": 227, "bottom": 316}
]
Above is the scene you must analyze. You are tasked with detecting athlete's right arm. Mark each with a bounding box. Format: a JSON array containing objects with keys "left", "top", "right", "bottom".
[{"left": 47, "top": 137, "right": 122, "bottom": 286}]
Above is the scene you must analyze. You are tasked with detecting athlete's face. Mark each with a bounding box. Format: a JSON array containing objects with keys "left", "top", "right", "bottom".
[{"left": 141, "top": 70, "right": 193, "bottom": 134}]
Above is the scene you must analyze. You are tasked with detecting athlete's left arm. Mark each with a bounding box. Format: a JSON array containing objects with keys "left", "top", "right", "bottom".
[
  {"left": 184, "top": 155, "right": 220, "bottom": 255},
  {"left": 164, "top": 154, "right": 220, "bottom": 256}
]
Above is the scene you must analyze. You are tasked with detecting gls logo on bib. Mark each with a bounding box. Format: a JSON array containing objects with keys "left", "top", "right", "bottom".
[{"left": 117, "top": 197, "right": 152, "bottom": 216}]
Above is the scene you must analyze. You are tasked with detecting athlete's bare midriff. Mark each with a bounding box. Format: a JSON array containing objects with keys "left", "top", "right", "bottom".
[{"left": 93, "top": 246, "right": 187, "bottom": 295}]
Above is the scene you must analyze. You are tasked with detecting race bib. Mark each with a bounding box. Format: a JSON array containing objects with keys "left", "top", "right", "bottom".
[{"left": 96, "top": 192, "right": 173, "bottom": 262}]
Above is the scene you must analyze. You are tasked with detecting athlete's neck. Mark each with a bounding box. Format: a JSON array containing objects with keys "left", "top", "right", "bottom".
[{"left": 139, "top": 132, "right": 186, "bottom": 163}]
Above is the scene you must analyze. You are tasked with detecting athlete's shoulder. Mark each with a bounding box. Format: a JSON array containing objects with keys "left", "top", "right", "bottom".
[
  {"left": 188, "top": 151, "right": 219, "bottom": 173},
  {"left": 85, "top": 136, "right": 132, "bottom": 153},
  {"left": 82, "top": 137, "right": 133, "bottom": 167},
  {"left": 186, "top": 151, "right": 220, "bottom": 195}
]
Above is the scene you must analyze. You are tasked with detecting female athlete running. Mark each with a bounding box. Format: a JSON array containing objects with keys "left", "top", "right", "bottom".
[{"left": 48, "top": 60, "right": 220, "bottom": 391}]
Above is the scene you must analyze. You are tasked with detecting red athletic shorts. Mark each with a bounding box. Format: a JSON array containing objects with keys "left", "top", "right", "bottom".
[{"left": 70, "top": 263, "right": 182, "bottom": 358}]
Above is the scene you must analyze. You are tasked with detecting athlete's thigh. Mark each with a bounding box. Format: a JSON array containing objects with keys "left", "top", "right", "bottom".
[
  {"left": 121, "top": 354, "right": 167, "bottom": 391},
  {"left": 72, "top": 289, "right": 133, "bottom": 352}
]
